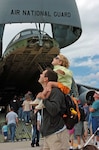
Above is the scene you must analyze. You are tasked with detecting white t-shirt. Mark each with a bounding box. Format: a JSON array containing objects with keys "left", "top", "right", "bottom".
[{"left": 37, "top": 111, "right": 41, "bottom": 124}]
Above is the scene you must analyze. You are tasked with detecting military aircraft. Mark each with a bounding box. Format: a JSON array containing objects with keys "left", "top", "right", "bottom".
[{"left": 0, "top": 0, "right": 96, "bottom": 106}]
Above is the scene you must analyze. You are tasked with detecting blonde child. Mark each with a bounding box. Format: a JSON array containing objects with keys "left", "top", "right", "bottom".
[{"left": 31, "top": 53, "right": 73, "bottom": 110}]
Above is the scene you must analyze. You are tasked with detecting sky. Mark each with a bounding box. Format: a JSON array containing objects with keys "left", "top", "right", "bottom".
[{"left": 2, "top": 0, "right": 99, "bottom": 88}]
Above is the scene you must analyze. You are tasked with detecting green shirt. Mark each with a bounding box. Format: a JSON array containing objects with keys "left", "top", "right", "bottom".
[{"left": 53, "top": 65, "right": 73, "bottom": 89}]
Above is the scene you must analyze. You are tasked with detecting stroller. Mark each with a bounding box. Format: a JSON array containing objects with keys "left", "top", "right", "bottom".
[{"left": 74, "top": 127, "right": 99, "bottom": 150}]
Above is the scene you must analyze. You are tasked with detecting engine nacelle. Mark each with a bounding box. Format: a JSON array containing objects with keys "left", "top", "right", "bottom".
[{"left": 78, "top": 85, "right": 95, "bottom": 105}]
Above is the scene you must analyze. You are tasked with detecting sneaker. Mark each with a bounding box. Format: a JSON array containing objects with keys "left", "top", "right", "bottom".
[
  {"left": 31, "top": 143, "right": 34, "bottom": 147},
  {"left": 97, "top": 146, "right": 99, "bottom": 149},
  {"left": 29, "top": 120, "right": 31, "bottom": 123},
  {"left": 77, "top": 145, "right": 82, "bottom": 149},
  {"left": 25, "top": 123, "right": 29, "bottom": 126},
  {"left": 30, "top": 98, "right": 41, "bottom": 105},
  {"left": 36, "top": 142, "right": 39, "bottom": 146},
  {"left": 69, "top": 146, "right": 73, "bottom": 150}
]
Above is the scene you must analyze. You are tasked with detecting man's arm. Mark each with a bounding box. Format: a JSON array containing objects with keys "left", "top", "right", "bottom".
[
  {"left": 6, "top": 115, "right": 8, "bottom": 123},
  {"left": 89, "top": 107, "right": 95, "bottom": 112},
  {"left": 16, "top": 117, "right": 18, "bottom": 125}
]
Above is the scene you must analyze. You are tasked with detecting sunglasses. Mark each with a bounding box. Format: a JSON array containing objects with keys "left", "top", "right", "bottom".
[{"left": 55, "top": 56, "right": 60, "bottom": 59}]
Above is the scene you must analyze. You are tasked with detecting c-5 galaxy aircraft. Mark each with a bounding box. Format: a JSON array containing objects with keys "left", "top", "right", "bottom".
[{"left": 0, "top": 0, "right": 96, "bottom": 106}]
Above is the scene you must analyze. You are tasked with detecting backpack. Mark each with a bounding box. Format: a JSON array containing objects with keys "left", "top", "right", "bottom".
[
  {"left": 61, "top": 95, "right": 80, "bottom": 129},
  {"left": 78, "top": 105, "right": 87, "bottom": 121}
]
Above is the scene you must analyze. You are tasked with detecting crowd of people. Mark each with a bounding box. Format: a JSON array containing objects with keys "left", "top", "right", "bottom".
[{"left": 1, "top": 54, "right": 99, "bottom": 150}]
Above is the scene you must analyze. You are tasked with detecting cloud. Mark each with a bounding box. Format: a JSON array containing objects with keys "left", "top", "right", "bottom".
[
  {"left": 75, "top": 72, "right": 99, "bottom": 87},
  {"left": 72, "top": 57, "right": 99, "bottom": 69},
  {"left": 60, "top": 0, "right": 99, "bottom": 88},
  {"left": 62, "top": 0, "right": 99, "bottom": 89}
]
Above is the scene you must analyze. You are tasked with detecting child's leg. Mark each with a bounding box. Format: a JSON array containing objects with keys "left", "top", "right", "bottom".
[
  {"left": 42, "top": 88, "right": 51, "bottom": 99},
  {"left": 30, "top": 98, "right": 41, "bottom": 105},
  {"left": 35, "top": 99, "right": 45, "bottom": 110},
  {"left": 57, "top": 82, "right": 70, "bottom": 94},
  {"left": 30, "top": 92, "right": 45, "bottom": 106}
]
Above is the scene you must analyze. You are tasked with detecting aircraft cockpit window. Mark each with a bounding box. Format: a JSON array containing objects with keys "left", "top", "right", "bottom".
[
  {"left": 21, "top": 30, "right": 31, "bottom": 36},
  {"left": 32, "top": 30, "right": 43, "bottom": 36},
  {"left": 12, "top": 33, "right": 20, "bottom": 42},
  {"left": 32, "top": 30, "right": 39, "bottom": 34}
]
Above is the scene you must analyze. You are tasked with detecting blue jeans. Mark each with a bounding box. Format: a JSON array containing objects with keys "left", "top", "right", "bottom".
[
  {"left": 24, "top": 111, "right": 31, "bottom": 123},
  {"left": 18, "top": 107, "right": 24, "bottom": 120},
  {"left": 92, "top": 116, "right": 99, "bottom": 136},
  {"left": 32, "top": 125, "right": 40, "bottom": 144},
  {"left": 8, "top": 123, "right": 16, "bottom": 141}
]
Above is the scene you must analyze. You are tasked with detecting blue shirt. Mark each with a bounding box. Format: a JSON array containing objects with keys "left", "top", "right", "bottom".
[
  {"left": 91, "top": 100, "right": 99, "bottom": 117},
  {"left": 2, "top": 125, "right": 8, "bottom": 132}
]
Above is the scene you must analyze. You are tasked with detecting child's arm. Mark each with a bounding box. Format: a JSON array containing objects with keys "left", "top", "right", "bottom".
[
  {"left": 55, "top": 69, "right": 65, "bottom": 75},
  {"left": 36, "top": 81, "right": 62, "bottom": 99},
  {"left": 46, "top": 81, "right": 58, "bottom": 90}
]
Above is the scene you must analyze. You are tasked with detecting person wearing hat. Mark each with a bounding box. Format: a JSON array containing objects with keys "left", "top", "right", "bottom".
[{"left": 89, "top": 91, "right": 99, "bottom": 149}]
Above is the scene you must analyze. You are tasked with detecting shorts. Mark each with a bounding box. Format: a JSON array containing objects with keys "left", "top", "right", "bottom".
[
  {"left": 69, "top": 133, "right": 74, "bottom": 140},
  {"left": 43, "top": 128, "right": 69, "bottom": 150},
  {"left": 3, "top": 131, "right": 8, "bottom": 136},
  {"left": 74, "top": 121, "right": 84, "bottom": 136},
  {"left": 84, "top": 121, "right": 88, "bottom": 132},
  {"left": 57, "top": 82, "right": 70, "bottom": 94},
  {"left": 92, "top": 116, "right": 99, "bottom": 136}
]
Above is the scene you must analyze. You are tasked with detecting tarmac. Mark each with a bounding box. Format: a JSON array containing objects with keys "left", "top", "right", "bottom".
[
  {"left": 0, "top": 138, "right": 73, "bottom": 150},
  {"left": 0, "top": 139, "right": 43, "bottom": 150},
  {"left": 0, "top": 137, "right": 86, "bottom": 150},
  {"left": 0, "top": 136, "right": 96, "bottom": 150}
]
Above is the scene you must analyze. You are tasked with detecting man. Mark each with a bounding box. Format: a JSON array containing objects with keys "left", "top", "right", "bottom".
[
  {"left": 30, "top": 109, "right": 41, "bottom": 147},
  {"left": 38, "top": 68, "right": 69, "bottom": 150},
  {"left": 89, "top": 91, "right": 99, "bottom": 149},
  {"left": 6, "top": 107, "right": 18, "bottom": 142}
]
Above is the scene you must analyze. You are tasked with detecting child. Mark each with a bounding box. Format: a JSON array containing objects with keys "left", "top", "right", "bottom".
[
  {"left": 31, "top": 54, "right": 73, "bottom": 110},
  {"left": 68, "top": 127, "right": 75, "bottom": 150},
  {"left": 2, "top": 122, "right": 8, "bottom": 142}
]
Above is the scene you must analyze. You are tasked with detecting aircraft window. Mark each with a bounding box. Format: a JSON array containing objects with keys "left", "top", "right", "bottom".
[
  {"left": 32, "top": 30, "right": 44, "bottom": 36},
  {"left": 12, "top": 33, "right": 20, "bottom": 42},
  {"left": 21, "top": 30, "right": 31, "bottom": 36},
  {"left": 32, "top": 30, "right": 39, "bottom": 34}
]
